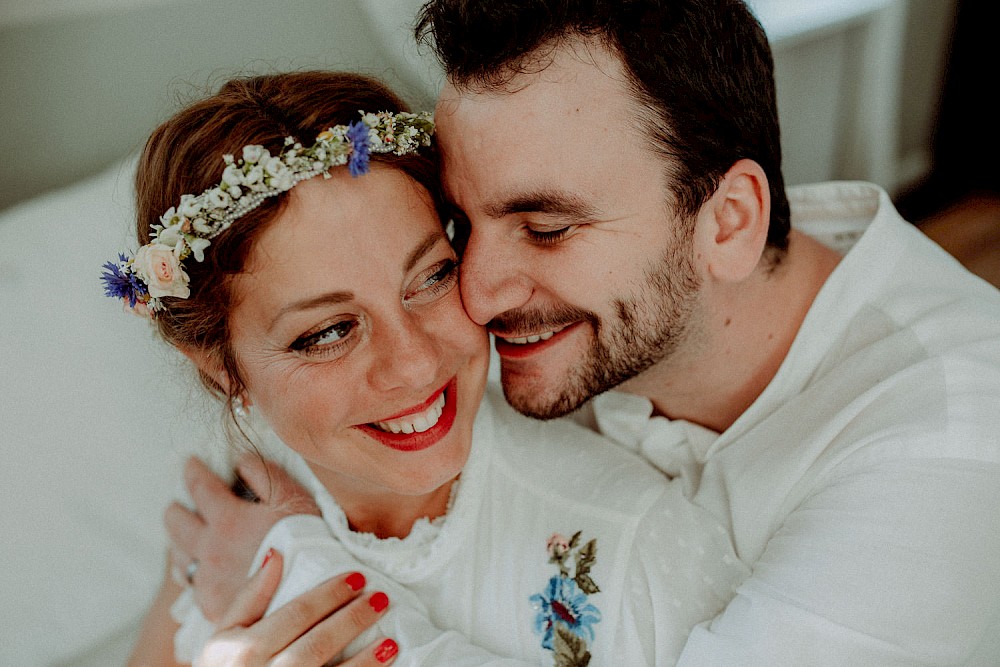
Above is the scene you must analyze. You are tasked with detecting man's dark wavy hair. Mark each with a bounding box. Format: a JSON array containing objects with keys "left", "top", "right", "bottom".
[{"left": 416, "top": 0, "right": 790, "bottom": 253}]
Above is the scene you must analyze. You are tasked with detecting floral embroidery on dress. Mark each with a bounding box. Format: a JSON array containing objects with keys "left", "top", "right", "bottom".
[{"left": 530, "top": 531, "right": 601, "bottom": 667}]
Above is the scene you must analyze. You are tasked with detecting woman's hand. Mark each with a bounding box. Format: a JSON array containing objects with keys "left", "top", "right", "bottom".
[
  {"left": 166, "top": 454, "right": 321, "bottom": 622},
  {"left": 196, "top": 550, "right": 398, "bottom": 666}
]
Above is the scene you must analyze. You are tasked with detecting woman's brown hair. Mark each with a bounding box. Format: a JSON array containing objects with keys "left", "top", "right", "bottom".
[{"left": 135, "top": 71, "right": 442, "bottom": 406}]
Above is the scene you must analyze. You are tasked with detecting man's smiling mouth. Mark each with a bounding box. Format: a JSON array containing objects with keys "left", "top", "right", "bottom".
[{"left": 493, "top": 323, "right": 569, "bottom": 345}]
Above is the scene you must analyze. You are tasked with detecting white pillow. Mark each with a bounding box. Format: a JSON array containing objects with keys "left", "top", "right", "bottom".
[{"left": 0, "top": 160, "right": 225, "bottom": 665}]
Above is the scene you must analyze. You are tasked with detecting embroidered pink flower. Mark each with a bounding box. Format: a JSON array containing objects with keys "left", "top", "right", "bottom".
[
  {"left": 547, "top": 533, "right": 571, "bottom": 560},
  {"left": 532, "top": 530, "right": 602, "bottom": 665},
  {"left": 132, "top": 244, "right": 190, "bottom": 299}
]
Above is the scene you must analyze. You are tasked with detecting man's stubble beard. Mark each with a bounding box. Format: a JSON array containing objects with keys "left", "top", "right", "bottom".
[{"left": 500, "top": 236, "right": 702, "bottom": 420}]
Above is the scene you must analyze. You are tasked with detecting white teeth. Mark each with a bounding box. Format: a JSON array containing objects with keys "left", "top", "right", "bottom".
[
  {"left": 504, "top": 330, "right": 556, "bottom": 345},
  {"left": 373, "top": 391, "right": 446, "bottom": 434}
]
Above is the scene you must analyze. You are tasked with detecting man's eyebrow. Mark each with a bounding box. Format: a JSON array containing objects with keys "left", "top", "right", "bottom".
[{"left": 484, "top": 190, "right": 600, "bottom": 221}]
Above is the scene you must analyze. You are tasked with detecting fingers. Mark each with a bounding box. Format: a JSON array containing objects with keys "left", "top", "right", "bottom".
[
  {"left": 217, "top": 548, "right": 285, "bottom": 629},
  {"left": 235, "top": 453, "right": 319, "bottom": 516},
  {"left": 234, "top": 453, "right": 279, "bottom": 505},
  {"left": 332, "top": 638, "right": 399, "bottom": 666},
  {"left": 164, "top": 500, "right": 204, "bottom": 557},
  {"left": 186, "top": 456, "right": 243, "bottom": 522},
  {"left": 248, "top": 572, "right": 388, "bottom": 665}
]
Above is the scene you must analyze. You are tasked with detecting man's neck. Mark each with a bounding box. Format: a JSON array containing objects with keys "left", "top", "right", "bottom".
[{"left": 618, "top": 230, "right": 841, "bottom": 433}]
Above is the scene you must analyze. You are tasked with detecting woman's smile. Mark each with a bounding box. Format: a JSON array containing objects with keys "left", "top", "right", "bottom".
[
  {"left": 358, "top": 378, "right": 459, "bottom": 451},
  {"left": 228, "top": 166, "right": 490, "bottom": 504}
]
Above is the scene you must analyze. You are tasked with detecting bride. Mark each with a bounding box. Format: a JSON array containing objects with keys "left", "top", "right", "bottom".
[{"left": 107, "top": 70, "right": 746, "bottom": 666}]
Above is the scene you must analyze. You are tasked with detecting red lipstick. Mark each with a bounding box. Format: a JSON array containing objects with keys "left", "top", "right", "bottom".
[{"left": 356, "top": 378, "right": 458, "bottom": 452}]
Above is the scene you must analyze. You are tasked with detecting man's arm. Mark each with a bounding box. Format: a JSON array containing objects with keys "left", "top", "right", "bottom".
[{"left": 677, "top": 457, "right": 1000, "bottom": 664}]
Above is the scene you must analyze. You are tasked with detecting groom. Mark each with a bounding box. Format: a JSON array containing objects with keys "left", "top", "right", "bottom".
[
  {"left": 181, "top": 0, "right": 1000, "bottom": 662},
  {"left": 421, "top": 1, "right": 1000, "bottom": 661}
]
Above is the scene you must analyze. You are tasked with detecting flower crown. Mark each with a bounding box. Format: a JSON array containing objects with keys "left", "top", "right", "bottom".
[{"left": 102, "top": 110, "right": 434, "bottom": 318}]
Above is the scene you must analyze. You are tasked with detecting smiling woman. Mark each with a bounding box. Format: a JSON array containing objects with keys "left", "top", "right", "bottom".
[
  {"left": 112, "top": 69, "right": 747, "bottom": 666},
  {"left": 219, "top": 167, "right": 487, "bottom": 530}
]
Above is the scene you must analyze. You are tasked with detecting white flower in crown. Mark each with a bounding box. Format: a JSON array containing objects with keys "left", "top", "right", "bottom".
[
  {"left": 207, "top": 187, "right": 232, "bottom": 210},
  {"left": 179, "top": 195, "right": 201, "bottom": 219},
  {"left": 156, "top": 222, "right": 186, "bottom": 248},
  {"left": 222, "top": 164, "right": 244, "bottom": 187},
  {"left": 102, "top": 110, "right": 435, "bottom": 319},
  {"left": 244, "top": 165, "right": 265, "bottom": 187},
  {"left": 243, "top": 145, "right": 266, "bottom": 163}
]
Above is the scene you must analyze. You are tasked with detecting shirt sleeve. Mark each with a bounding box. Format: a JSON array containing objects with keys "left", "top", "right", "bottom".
[
  {"left": 252, "top": 515, "right": 538, "bottom": 666},
  {"left": 614, "top": 484, "right": 750, "bottom": 665},
  {"left": 676, "top": 457, "right": 1000, "bottom": 665}
]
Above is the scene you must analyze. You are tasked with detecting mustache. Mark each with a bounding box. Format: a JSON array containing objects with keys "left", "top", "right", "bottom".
[{"left": 488, "top": 305, "right": 596, "bottom": 336}]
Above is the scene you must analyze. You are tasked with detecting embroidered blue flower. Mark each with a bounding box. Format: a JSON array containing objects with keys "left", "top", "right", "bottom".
[
  {"left": 530, "top": 575, "right": 602, "bottom": 651},
  {"left": 346, "top": 120, "right": 371, "bottom": 177},
  {"left": 101, "top": 253, "right": 148, "bottom": 307}
]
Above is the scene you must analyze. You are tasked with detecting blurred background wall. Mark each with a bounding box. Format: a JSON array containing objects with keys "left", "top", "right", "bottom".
[{"left": 0, "top": 0, "right": 961, "bottom": 211}]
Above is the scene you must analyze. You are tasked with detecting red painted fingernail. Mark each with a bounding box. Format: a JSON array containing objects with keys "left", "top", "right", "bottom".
[
  {"left": 345, "top": 571, "right": 366, "bottom": 591},
  {"left": 369, "top": 591, "right": 389, "bottom": 613},
  {"left": 260, "top": 548, "right": 275, "bottom": 570},
  {"left": 374, "top": 638, "right": 398, "bottom": 663}
]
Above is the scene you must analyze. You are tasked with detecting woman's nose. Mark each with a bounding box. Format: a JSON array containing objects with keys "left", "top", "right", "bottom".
[{"left": 368, "top": 316, "right": 441, "bottom": 393}]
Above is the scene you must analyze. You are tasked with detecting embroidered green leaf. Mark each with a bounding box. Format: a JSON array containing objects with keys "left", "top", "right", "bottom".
[
  {"left": 575, "top": 538, "right": 598, "bottom": 575},
  {"left": 553, "top": 626, "right": 591, "bottom": 667},
  {"left": 575, "top": 572, "right": 600, "bottom": 595},
  {"left": 568, "top": 531, "right": 582, "bottom": 550}
]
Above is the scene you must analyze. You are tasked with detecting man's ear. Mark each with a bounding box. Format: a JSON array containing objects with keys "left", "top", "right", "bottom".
[
  {"left": 180, "top": 346, "right": 232, "bottom": 396},
  {"left": 694, "top": 159, "right": 770, "bottom": 282}
]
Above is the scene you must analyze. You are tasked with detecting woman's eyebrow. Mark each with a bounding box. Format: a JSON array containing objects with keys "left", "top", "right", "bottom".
[
  {"left": 267, "top": 230, "right": 445, "bottom": 333},
  {"left": 404, "top": 229, "right": 447, "bottom": 274},
  {"left": 484, "top": 189, "right": 599, "bottom": 221},
  {"left": 269, "top": 290, "right": 355, "bottom": 332}
]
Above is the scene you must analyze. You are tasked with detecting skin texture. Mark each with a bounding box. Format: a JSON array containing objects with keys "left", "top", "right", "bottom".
[
  {"left": 435, "top": 35, "right": 841, "bottom": 431},
  {"left": 132, "top": 166, "right": 490, "bottom": 665},
  {"left": 195, "top": 555, "right": 398, "bottom": 667},
  {"left": 164, "top": 454, "right": 321, "bottom": 624},
  {"left": 208, "top": 166, "right": 490, "bottom": 539},
  {"left": 165, "top": 34, "right": 843, "bottom": 662}
]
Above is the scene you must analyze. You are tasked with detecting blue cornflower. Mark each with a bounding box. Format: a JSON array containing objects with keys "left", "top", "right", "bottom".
[
  {"left": 529, "top": 575, "right": 602, "bottom": 650},
  {"left": 101, "top": 253, "right": 148, "bottom": 307},
  {"left": 346, "top": 120, "right": 371, "bottom": 177}
]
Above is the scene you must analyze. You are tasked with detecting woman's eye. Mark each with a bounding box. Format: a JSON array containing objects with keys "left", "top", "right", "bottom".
[
  {"left": 525, "top": 226, "right": 571, "bottom": 245},
  {"left": 405, "top": 258, "right": 460, "bottom": 306},
  {"left": 290, "top": 319, "right": 357, "bottom": 355}
]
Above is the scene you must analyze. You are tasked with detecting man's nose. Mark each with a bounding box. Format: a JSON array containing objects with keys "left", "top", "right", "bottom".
[{"left": 459, "top": 227, "right": 533, "bottom": 326}]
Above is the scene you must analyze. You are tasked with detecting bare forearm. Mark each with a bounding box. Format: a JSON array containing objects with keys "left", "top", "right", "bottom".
[{"left": 128, "top": 559, "right": 186, "bottom": 667}]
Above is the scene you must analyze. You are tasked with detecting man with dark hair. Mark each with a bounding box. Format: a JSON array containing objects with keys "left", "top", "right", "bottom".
[
  {"left": 412, "top": 0, "right": 1000, "bottom": 662},
  {"left": 178, "top": 1, "right": 1000, "bottom": 663}
]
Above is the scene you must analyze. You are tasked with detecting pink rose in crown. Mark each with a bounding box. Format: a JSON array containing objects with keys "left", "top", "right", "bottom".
[
  {"left": 133, "top": 243, "right": 190, "bottom": 299},
  {"left": 547, "top": 533, "right": 571, "bottom": 560},
  {"left": 124, "top": 299, "right": 152, "bottom": 319}
]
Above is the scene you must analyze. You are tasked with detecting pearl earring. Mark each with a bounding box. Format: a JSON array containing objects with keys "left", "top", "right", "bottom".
[{"left": 232, "top": 396, "right": 248, "bottom": 419}]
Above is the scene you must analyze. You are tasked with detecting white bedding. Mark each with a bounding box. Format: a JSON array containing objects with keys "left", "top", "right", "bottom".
[{"left": 0, "top": 160, "right": 227, "bottom": 665}]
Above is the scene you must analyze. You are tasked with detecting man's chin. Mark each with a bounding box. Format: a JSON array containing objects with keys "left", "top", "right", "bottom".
[{"left": 499, "top": 373, "right": 589, "bottom": 421}]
